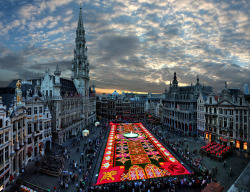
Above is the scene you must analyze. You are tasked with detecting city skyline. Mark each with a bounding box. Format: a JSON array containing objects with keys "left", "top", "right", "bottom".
[{"left": 0, "top": 0, "right": 249, "bottom": 94}]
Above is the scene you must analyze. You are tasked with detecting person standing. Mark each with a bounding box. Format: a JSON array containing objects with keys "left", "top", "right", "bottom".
[{"left": 79, "top": 166, "right": 82, "bottom": 175}]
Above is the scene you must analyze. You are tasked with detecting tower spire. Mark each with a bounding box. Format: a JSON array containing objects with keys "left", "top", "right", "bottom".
[
  {"left": 72, "top": 4, "right": 90, "bottom": 96},
  {"left": 78, "top": 4, "right": 83, "bottom": 29}
]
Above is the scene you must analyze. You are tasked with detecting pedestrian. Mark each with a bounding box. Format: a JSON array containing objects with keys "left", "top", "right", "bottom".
[
  {"left": 79, "top": 167, "right": 82, "bottom": 175},
  {"left": 215, "top": 166, "right": 217, "bottom": 174},
  {"left": 65, "top": 182, "right": 68, "bottom": 190}
]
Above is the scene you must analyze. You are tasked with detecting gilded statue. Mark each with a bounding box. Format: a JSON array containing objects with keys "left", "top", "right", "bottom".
[{"left": 16, "top": 80, "right": 21, "bottom": 89}]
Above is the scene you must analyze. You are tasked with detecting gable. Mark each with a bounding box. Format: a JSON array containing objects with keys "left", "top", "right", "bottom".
[
  {"left": 217, "top": 99, "right": 235, "bottom": 106},
  {"left": 28, "top": 96, "right": 44, "bottom": 103}
]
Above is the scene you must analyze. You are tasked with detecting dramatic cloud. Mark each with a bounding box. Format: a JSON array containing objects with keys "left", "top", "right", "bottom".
[{"left": 0, "top": 0, "right": 249, "bottom": 94}]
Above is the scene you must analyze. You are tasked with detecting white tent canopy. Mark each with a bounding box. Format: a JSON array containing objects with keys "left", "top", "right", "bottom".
[{"left": 82, "top": 130, "right": 89, "bottom": 137}]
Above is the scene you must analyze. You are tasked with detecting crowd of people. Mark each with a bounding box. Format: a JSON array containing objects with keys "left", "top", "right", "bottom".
[
  {"left": 50, "top": 118, "right": 221, "bottom": 192},
  {"left": 51, "top": 119, "right": 110, "bottom": 192}
]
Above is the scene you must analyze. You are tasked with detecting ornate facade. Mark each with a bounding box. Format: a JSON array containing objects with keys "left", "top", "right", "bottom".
[
  {"left": 201, "top": 82, "right": 250, "bottom": 151},
  {"left": 38, "top": 6, "right": 96, "bottom": 144},
  {"left": 0, "top": 97, "right": 11, "bottom": 190},
  {"left": 162, "top": 72, "right": 212, "bottom": 136},
  {"left": 0, "top": 79, "right": 52, "bottom": 188},
  {"left": 25, "top": 88, "right": 52, "bottom": 161}
]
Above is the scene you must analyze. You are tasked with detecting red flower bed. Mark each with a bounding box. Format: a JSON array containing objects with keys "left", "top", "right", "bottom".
[{"left": 96, "top": 123, "right": 191, "bottom": 185}]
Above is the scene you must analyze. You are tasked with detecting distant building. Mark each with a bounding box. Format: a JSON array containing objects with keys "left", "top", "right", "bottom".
[
  {"left": 162, "top": 73, "right": 212, "bottom": 136},
  {"left": 96, "top": 91, "right": 146, "bottom": 120},
  {"left": 146, "top": 93, "right": 164, "bottom": 121}
]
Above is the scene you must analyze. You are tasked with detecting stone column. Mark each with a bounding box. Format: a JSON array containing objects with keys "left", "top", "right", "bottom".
[
  {"left": 15, "top": 121, "right": 19, "bottom": 150},
  {"left": 15, "top": 154, "right": 19, "bottom": 176}
]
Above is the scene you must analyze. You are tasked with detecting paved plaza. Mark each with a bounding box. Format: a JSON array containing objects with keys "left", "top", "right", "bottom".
[
  {"left": 6, "top": 121, "right": 250, "bottom": 192},
  {"left": 154, "top": 126, "right": 250, "bottom": 191}
]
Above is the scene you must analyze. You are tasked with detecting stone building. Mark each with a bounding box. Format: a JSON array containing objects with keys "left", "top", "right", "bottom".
[
  {"left": 162, "top": 72, "right": 212, "bottom": 136},
  {"left": 25, "top": 87, "right": 52, "bottom": 162},
  {"left": 0, "top": 80, "right": 53, "bottom": 185},
  {"left": 96, "top": 91, "right": 146, "bottom": 120},
  {"left": 146, "top": 93, "right": 164, "bottom": 121},
  {"left": 36, "top": 5, "right": 96, "bottom": 144},
  {"left": 201, "top": 82, "right": 250, "bottom": 152},
  {"left": 0, "top": 97, "right": 11, "bottom": 190}
]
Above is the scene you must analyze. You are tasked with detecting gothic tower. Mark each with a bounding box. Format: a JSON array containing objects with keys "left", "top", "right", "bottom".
[
  {"left": 71, "top": 5, "right": 89, "bottom": 96},
  {"left": 172, "top": 72, "right": 178, "bottom": 90}
]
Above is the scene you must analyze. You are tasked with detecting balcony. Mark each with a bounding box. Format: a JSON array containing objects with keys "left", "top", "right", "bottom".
[
  {"left": 33, "top": 131, "right": 42, "bottom": 136},
  {"left": 220, "top": 127, "right": 229, "bottom": 132},
  {"left": 45, "top": 96, "right": 62, "bottom": 100}
]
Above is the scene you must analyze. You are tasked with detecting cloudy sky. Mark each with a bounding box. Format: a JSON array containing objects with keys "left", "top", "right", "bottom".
[{"left": 0, "top": 0, "right": 249, "bottom": 94}]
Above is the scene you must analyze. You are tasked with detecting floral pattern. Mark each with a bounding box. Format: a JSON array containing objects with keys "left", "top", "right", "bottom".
[{"left": 97, "top": 123, "right": 190, "bottom": 186}]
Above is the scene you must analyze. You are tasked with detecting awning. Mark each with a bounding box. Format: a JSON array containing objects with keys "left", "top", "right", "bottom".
[
  {"left": 39, "top": 142, "right": 44, "bottom": 146},
  {"left": 28, "top": 147, "right": 33, "bottom": 152},
  {"left": 221, "top": 138, "right": 228, "bottom": 142}
]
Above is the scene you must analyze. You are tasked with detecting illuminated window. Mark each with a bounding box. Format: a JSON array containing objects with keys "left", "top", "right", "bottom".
[
  {"left": 236, "top": 140, "right": 240, "bottom": 148},
  {"left": 243, "top": 142, "right": 247, "bottom": 150}
]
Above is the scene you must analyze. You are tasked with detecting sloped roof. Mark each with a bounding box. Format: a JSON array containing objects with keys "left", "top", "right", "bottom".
[
  {"left": 1, "top": 94, "right": 15, "bottom": 109},
  {"left": 60, "top": 78, "right": 77, "bottom": 94}
]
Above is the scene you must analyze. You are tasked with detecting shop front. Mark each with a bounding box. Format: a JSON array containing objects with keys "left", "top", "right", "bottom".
[
  {"left": 243, "top": 142, "right": 248, "bottom": 151},
  {"left": 205, "top": 132, "right": 211, "bottom": 141},
  {"left": 235, "top": 140, "right": 248, "bottom": 151},
  {"left": 205, "top": 132, "right": 216, "bottom": 142},
  {"left": 220, "top": 137, "right": 228, "bottom": 146}
]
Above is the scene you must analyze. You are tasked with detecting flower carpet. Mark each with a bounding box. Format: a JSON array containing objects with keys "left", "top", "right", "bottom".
[{"left": 96, "top": 123, "right": 191, "bottom": 185}]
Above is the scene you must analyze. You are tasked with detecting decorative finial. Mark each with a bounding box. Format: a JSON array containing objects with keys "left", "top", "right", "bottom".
[
  {"left": 197, "top": 75, "right": 199, "bottom": 83},
  {"left": 225, "top": 81, "right": 227, "bottom": 88},
  {"left": 80, "top": 3, "right": 82, "bottom": 9}
]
